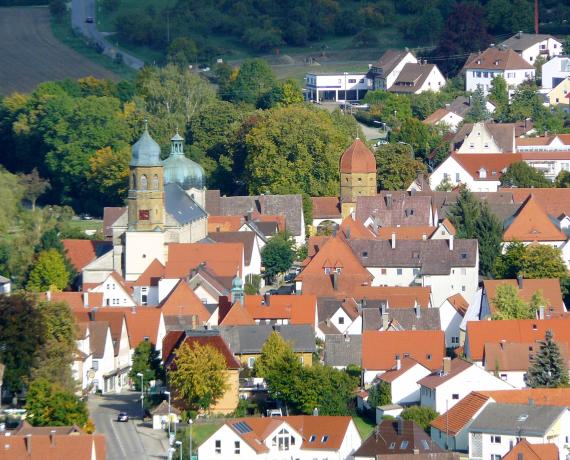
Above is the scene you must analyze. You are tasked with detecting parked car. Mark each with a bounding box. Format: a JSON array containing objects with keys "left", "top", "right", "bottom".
[
  {"left": 85, "top": 16, "right": 94, "bottom": 23},
  {"left": 117, "top": 412, "right": 129, "bottom": 422}
]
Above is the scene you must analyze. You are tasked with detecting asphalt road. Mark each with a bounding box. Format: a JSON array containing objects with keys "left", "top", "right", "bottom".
[
  {"left": 89, "top": 392, "right": 149, "bottom": 460},
  {"left": 71, "top": 0, "right": 144, "bottom": 69}
]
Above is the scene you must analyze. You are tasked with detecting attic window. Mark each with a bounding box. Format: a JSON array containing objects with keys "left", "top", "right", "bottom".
[
  {"left": 322, "top": 435, "right": 329, "bottom": 443},
  {"left": 389, "top": 442, "right": 396, "bottom": 450},
  {"left": 426, "top": 354, "right": 432, "bottom": 360},
  {"left": 362, "top": 251, "right": 368, "bottom": 258},
  {"left": 144, "top": 336, "right": 150, "bottom": 342},
  {"left": 532, "top": 323, "right": 538, "bottom": 330},
  {"left": 403, "top": 353, "right": 410, "bottom": 358},
  {"left": 309, "top": 435, "right": 316, "bottom": 443},
  {"left": 460, "top": 252, "right": 468, "bottom": 259},
  {"left": 400, "top": 441, "right": 409, "bottom": 449},
  {"left": 324, "top": 267, "right": 331, "bottom": 275}
]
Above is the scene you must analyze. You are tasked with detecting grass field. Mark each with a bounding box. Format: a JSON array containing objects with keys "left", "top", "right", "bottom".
[
  {"left": 67, "top": 219, "right": 103, "bottom": 234},
  {"left": 0, "top": 6, "right": 119, "bottom": 95},
  {"left": 353, "top": 414, "right": 376, "bottom": 438}
]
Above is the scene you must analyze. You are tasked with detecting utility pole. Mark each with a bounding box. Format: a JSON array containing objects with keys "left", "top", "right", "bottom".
[{"left": 535, "top": 0, "right": 539, "bottom": 34}]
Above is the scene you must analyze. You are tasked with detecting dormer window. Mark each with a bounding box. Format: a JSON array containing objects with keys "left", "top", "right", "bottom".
[
  {"left": 362, "top": 251, "right": 368, "bottom": 258},
  {"left": 324, "top": 267, "right": 331, "bottom": 275},
  {"left": 479, "top": 168, "right": 487, "bottom": 178}
]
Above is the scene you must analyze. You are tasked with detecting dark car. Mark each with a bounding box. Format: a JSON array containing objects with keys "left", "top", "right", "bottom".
[
  {"left": 117, "top": 412, "right": 129, "bottom": 422},
  {"left": 85, "top": 16, "right": 94, "bottom": 23}
]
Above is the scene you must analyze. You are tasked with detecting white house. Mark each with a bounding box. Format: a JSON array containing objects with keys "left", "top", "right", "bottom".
[
  {"left": 88, "top": 321, "right": 116, "bottom": 393},
  {"left": 541, "top": 55, "right": 570, "bottom": 89},
  {"left": 429, "top": 153, "right": 521, "bottom": 192},
  {"left": 369, "top": 49, "right": 418, "bottom": 90},
  {"left": 88, "top": 272, "right": 136, "bottom": 307},
  {"left": 0, "top": 275, "right": 11, "bottom": 294},
  {"left": 422, "top": 108, "right": 464, "bottom": 132},
  {"left": 73, "top": 323, "right": 94, "bottom": 392},
  {"left": 499, "top": 32, "right": 563, "bottom": 65},
  {"left": 418, "top": 358, "right": 513, "bottom": 414},
  {"left": 348, "top": 238, "right": 479, "bottom": 310},
  {"left": 468, "top": 403, "right": 570, "bottom": 460},
  {"left": 439, "top": 293, "right": 468, "bottom": 348},
  {"left": 304, "top": 72, "right": 372, "bottom": 103},
  {"left": 389, "top": 62, "right": 446, "bottom": 95},
  {"left": 516, "top": 134, "right": 570, "bottom": 152},
  {"left": 198, "top": 416, "right": 362, "bottom": 460},
  {"left": 377, "top": 357, "right": 431, "bottom": 406},
  {"left": 464, "top": 48, "right": 535, "bottom": 96}
]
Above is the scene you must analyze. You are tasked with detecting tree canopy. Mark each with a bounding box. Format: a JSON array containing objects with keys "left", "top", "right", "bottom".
[
  {"left": 129, "top": 341, "right": 163, "bottom": 391},
  {"left": 501, "top": 162, "right": 552, "bottom": 188},
  {"left": 261, "top": 232, "right": 295, "bottom": 280},
  {"left": 374, "top": 144, "right": 426, "bottom": 191},
  {"left": 526, "top": 330, "right": 569, "bottom": 388}
]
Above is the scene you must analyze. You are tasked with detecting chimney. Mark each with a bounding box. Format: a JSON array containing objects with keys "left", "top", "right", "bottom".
[
  {"left": 500, "top": 339, "right": 506, "bottom": 350},
  {"left": 517, "top": 274, "right": 523, "bottom": 289},
  {"left": 46, "top": 290, "right": 51, "bottom": 302},
  {"left": 539, "top": 305, "right": 545, "bottom": 320},
  {"left": 313, "top": 407, "right": 319, "bottom": 416},
  {"left": 422, "top": 233, "right": 427, "bottom": 241},
  {"left": 264, "top": 291, "right": 270, "bottom": 305},
  {"left": 130, "top": 305, "right": 136, "bottom": 314},
  {"left": 332, "top": 272, "right": 339, "bottom": 291},
  {"left": 191, "top": 315, "right": 197, "bottom": 329},
  {"left": 391, "top": 233, "right": 396, "bottom": 249},
  {"left": 448, "top": 234, "right": 454, "bottom": 251},
  {"left": 382, "top": 311, "right": 390, "bottom": 330},
  {"left": 414, "top": 301, "right": 421, "bottom": 319},
  {"left": 25, "top": 434, "right": 31, "bottom": 454},
  {"left": 396, "top": 355, "right": 401, "bottom": 371},
  {"left": 50, "top": 430, "right": 56, "bottom": 447},
  {"left": 397, "top": 417, "right": 404, "bottom": 435},
  {"left": 443, "top": 357, "right": 451, "bottom": 375},
  {"left": 386, "top": 194, "right": 393, "bottom": 209},
  {"left": 246, "top": 210, "right": 252, "bottom": 221},
  {"left": 381, "top": 301, "right": 387, "bottom": 315},
  {"left": 83, "top": 292, "right": 89, "bottom": 308}
]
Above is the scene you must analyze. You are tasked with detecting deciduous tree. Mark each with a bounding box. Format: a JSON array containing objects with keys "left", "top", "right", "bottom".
[
  {"left": 401, "top": 406, "right": 439, "bottom": 432},
  {"left": 168, "top": 342, "right": 228, "bottom": 412},
  {"left": 367, "top": 380, "right": 391, "bottom": 407},
  {"left": 374, "top": 144, "right": 426, "bottom": 191},
  {"left": 26, "top": 249, "right": 70, "bottom": 292},
  {"left": 18, "top": 169, "right": 50, "bottom": 211},
  {"left": 87, "top": 145, "right": 131, "bottom": 206},
  {"left": 501, "top": 162, "right": 551, "bottom": 188},
  {"left": 492, "top": 284, "right": 535, "bottom": 320},
  {"left": 129, "top": 341, "right": 163, "bottom": 391},
  {"left": 261, "top": 232, "right": 295, "bottom": 280}
]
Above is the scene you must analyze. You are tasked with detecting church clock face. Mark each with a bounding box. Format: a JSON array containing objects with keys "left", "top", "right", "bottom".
[{"left": 139, "top": 210, "right": 150, "bottom": 220}]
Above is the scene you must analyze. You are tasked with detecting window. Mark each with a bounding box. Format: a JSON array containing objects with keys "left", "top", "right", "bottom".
[
  {"left": 143, "top": 336, "right": 150, "bottom": 342},
  {"left": 476, "top": 72, "right": 482, "bottom": 78},
  {"left": 309, "top": 435, "right": 316, "bottom": 443},
  {"left": 413, "top": 268, "right": 420, "bottom": 276},
  {"left": 92, "top": 360, "right": 99, "bottom": 370},
  {"left": 483, "top": 72, "right": 488, "bottom": 78},
  {"left": 335, "top": 267, "right": 342, "bottom": 274},
  {"left": 277, "top": 429, "right": 291, "bottom": 451},
  {"left": 469, "top": 143, "right": 475, "bottom": 149},
  {"left": 324, "top": 267, "right": 331, "bottom": 275},
  {"left": 461, "top": 285, "right": 466, "bottom": 292},
  {"left": 389, "top": 442, "right": 396, "bottom": 450},
  {"left": 140, "top": 175, "right": 148, "bottom": 190},
  {"left": 348, "top": 79, "right": 356, "bottom": 83},
  {"left": 215, "top": 440, "right": 221, "bottom": 454},
  {"left": 338, "top": 317, "right": 345, "bottom": 325},
  {"left": 322, "top": 435, "right": 329, "bottom": 443},
  {"left": 491, "top": 435, "right": 502, "bottom": 444},
  {"left": 362, "top": 251, "right": 368, "bottom": 257},
  {"left": 152, "top": 174, "right": 159, "bottom": 190},
  {"left": 139, "top": 210, "right": 150, "bottom": 220},
  {"left": 381, "top": 269, "right": 387, "bottom": 275},
  {"left": 500, "top": 373, "right": 507, "bottom": 380},
  {"left": 491, "top": 455, "right": 501, "bottom": 460},
  {"left": 234, "top": 441, "right": 240, "bottom": 454},
  {"left": 426, "top": 354, "right": 432, "bottom": 360},
  {"left": 452, "top": 337, "right": 459, "bottom": 344},
  {"left": 452, "top": 394, "right": 459, "bottom": 399},
  {"left": 397, "top": 268, "right": 403, "bottom": 276},
  {"left": 247, "top": 357, "right": 255, "bottom": 368},
  {"left": 455, "top": 173, "right": 460, "bottom": 182}
]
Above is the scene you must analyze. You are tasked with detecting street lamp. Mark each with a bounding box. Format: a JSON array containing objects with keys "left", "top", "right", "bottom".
[
  {"left": 136, "top": 372, "right": 144, "bottom": 420},
  {"left": 175, "top": 440, "right": 183, "bottom": 460},
  {"left": 164, "top": 391, "right": 172, "bottom": 437},
  {"left": 188, "top": 418, "right": 193, "bottom": 460}
]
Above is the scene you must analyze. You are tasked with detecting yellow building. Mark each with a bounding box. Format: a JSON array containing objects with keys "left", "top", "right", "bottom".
[
  {"left": 339, "top": 138, "right": 377, "bottom": 217},
  {"left": 546, "top": 77, "right": 570, "bottom": 109}
]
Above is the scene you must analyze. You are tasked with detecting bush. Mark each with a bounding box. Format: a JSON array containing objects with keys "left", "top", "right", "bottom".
[{"left": 400, "top": 406, "right": 439, "bottom": 432}]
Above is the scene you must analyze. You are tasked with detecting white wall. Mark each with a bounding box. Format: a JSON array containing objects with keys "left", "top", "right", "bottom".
[
  {"left": 383, "top": 52, "right": 418, "bottom": 90},
  {"left": 457, "top": 124, "right": 505, "bottom": 153},
  {"left": 125, "top": 231, "right": 165, "bottom": 281},
  {"left": 198, "top": 424, "right": 259, "bottom": 459},
  {"left": 466, "top": 68, "right": 534, "bottom": 96},
  {"left": 439, "top": 301, "right": 464, "bottom": 348},
  {"left": 157, "top": 278, "right": 179, "bottom": 304},
  {"left": 429, "top": 156, "right": 502, "bottom": 192},
  {"left": 542, "top": 56, "right": 570, "bottom": 89},
  {"left": 91, "top": 275, "right": 135, "bottom": 307},
  {"left": 305, "top": 73, "right": 372, "bottom": 102},
  {"left": 415, "top": 66, "right": 446, "bottom": 94},
  {"left": 390, "top": 364, "right": 431, "bottom": 405},
  {"left": 519, "top": 37, "right": 563, "bottom": 64}
]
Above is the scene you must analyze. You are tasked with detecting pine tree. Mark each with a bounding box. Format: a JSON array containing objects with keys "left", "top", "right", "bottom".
[
  {"left": 465, "top": 86, "right": 490, "bottom": 122},
  {"left": 526, "top": 330, "right": 569, "bottom": 388},
  {"left": 476, "top": 203, "right": 503, "bottom": 276}
]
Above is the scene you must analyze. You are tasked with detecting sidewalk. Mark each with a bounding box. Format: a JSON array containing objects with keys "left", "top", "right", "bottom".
[{"left": 135, "top": 421, "right": 169, "bottom": 460}]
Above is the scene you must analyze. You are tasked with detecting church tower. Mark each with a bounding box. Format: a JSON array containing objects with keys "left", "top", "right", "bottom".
[
  {"left": 339, "top": 138, "right": 377, "bottom": 216},
  {"left": 127, "top": 122, "right": 165, "bottom": 231}
]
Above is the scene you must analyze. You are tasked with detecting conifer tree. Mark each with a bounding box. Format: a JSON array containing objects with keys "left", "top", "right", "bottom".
[{"left": 526, "top": 330, "right": 569, "bottom": 388}]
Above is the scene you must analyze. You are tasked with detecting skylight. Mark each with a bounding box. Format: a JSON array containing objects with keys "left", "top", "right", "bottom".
[
  {"left": 233, "top": 422, "right": 252, "bottom": 434},
  {"left": 309, "top": 435, "right": 316, "bottom": 443},
  {"left": 400, "top": 441, "right": 409, "bottom": 449},
  {"left": 322, "top": 435, "right": 329, "bottom": 443},
  {"left": 421, "top": 440, "right": 430, "bottom": 450}
]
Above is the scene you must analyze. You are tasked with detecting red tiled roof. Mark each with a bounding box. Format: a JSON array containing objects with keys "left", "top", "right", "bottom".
[
  {"left": 376, "top": 226, "right": 436, "bottom": 240},
  {"left": 484, "top": 387, "right": 570, "bottom": 406},
  {"left": 379, "top": 357, "right": 424, "bottom": 383},
  {"left": 423, "top": 108, "right": 451, "bottom": 125},
  {"left": 451, "top": 153, "right": 522, "bottom": 181},
  {"left": 503, "top": 440, "right": 559, "bottom": 460},
  {"left": 465, "top": 317, "right": 570, "bottom": 361},
  {"left": 430, "top": 392, "right": 490, "bottom": 435},
  {"left": 464, "top": 48, "right": 534, "bottom": 70},
  {"left": 62, "top": 239, "right": 110, "bottom": 272},
  {"left": 503, "top": 195, "right": 567, "bottom": 242},
  {"left": 94, "top": 307, "right": 163, "bottom": 347},
  {"left": 483, "top": 278, "right": 565, "bottom": 316},
  {"left": 502, "top": 187, "right": 570, "bottom": 219},
  {"left": 0, "top": 433, "right": 105, "bottom": 460},
  {"left": 175, "top": 335, "right": 240, "bottom": 369},
  {"left": 243, "top": 294, "right": 316, "bottom": 327},
  {"left": 340, "top": 139, "right": 376, "bottom": 174},
  {"left": 165, "top": 243, "right": 243, "bottom": 278},
  {"left": 219, "top": 301, "right": 256, "bottom": 326},
  {"left": 43, "top": 291, "right": 104, "bottom": 310},
  {"left": 447, "top": 293, "right": 468, "bottom": 316},
  {"left": 339, "top": 215, "right": 377, "bottom": 239},
  {"left": 362, "top": 330, "right": 445, "bottom": 371},
  {"left": 311, "top": 197, "right": 341, "bottom": 219},
  {"left": 133, "top": 259, "right": 165, "bottom": 287},
  {"left": 417, "top": 359, "right": 473, "bottom": 389},
  {"left": 516, "top": 136, "right": 555, "bottom": 146},
  {"left": 160, "top": 280, "right": 211, "bottom": 322}
]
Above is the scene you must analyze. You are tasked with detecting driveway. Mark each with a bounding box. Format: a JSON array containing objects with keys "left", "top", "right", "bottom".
[
  {"left": 71, "top": 0, "right": 144, "bottom": 69},
  {"left": 88, "top": 392, "right": 167, "bottom": 460}
]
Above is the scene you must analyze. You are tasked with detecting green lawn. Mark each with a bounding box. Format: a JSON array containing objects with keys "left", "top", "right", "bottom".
[
  {"left": 176, "top": 421, "right": 224, "bottom": 454},
  {"left": 51, "top": 15, "right": 134, "bottom": 79},
  {"left": 353, "top": 414, "right": 376, "bottom": 439},
  {"left": 66, "top": 219, "right": 103, "bottom": 234}
]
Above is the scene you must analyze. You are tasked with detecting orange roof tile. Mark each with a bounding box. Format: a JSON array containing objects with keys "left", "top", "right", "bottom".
[
  {"left": 207, "top": 215, "right": 243, "bottom": 232},
  {"left": 503, "top": 195, "right": 567, "bottom": 242},
  {"left": 311, "top": 196, "right": 341, "bottom": 219},
  {"left": 219, "top": 301, "right": 255, "bottom": 326},
  {"left": 165, "top": 243, "right": 243, "bottom": 278},
  {"left": 464, "top": 48, "right": 534, "bottom": 70},
  {"left": 376, "top": 226, "right": 436, "bottom": 240},
  {"left": 559, "top": 134, "right": 570, "bottom": 145},
  {"left": 94, "top": 307, "right": 163, "bottom": 347},
  {"left": 465, "top": 317, "right": 570, "bottom": 361},
  {"left": 500, "top": 187, "right": 570, "bottom": 221},
  {"left": 423, "top": 108, "right": 451, "bottom": 125},
  {"left": 160, "top": 280, "right": 211, "bottom": 322},
  {"left": 243, "top": 294, "right": 317, "bottom": 327},
  {"left": 431, "top": 392, "right": 490, "bottom": 435},
  {"left": 484, "top": 387, "right": 570, "bottom": 406},
  {"left": 340, "top": 138, "right": 376, "bottom": 174},
  {"left": 379, "top": 357, "right": 424, "bottom": 383},
  {"left": 515, "top": 136, "right": 555, "bottom": 146},
  {"left": 43, "top": 291, "right": 104, "bottom": 310},
  {"left": 362, "top": 330, "right": 445, "bottom": 371},
  {"left": 0, "top": 433, "right": 105, "bottom": 460},
  {"left": 451, "top": 153, "right": 522, "bottom": 181},
  {"left": 503, "top": 440, "right": 559, "bottom": 460},
  {"left": 178, "top": 335, "right": 241, "bottom": 369},
  {"left": 447, "top": 293, "right": 468, "bottom": 316},
  {"left": 418, "top": 358, "right": 473, "bottom": 389},
  {"left": 62, "top": 239, "right": 111, "bottom": 272},
  {"left": 483, "top": 278, "right": 564, "bottom": 316},
  {"left": 339, "top": 215, "right": 377, "bottom": 239},
  {"left": 133, "top": 259, "right": 165, "bottom": 287}
]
